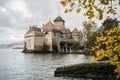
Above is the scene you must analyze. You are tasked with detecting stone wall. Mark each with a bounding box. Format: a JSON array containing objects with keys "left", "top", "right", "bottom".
[{"left": 25, "top": 36, "right": 34, "bottom": 50}]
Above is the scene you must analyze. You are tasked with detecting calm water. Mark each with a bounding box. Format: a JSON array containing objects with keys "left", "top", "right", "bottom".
[{"left": 0, "top": 49, "right": 92, "bottom": 80}]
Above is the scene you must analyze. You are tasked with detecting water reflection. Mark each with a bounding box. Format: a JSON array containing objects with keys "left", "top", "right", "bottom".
[{"left": 0, "top": 49, "right": 92, "bottom": 80}]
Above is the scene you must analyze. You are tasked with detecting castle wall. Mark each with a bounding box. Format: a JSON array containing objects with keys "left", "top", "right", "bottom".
[
  {"left": 25, "top": 36, "right": 34, "bottom": 51},
  {"left": 44, "top": 31, "right": 53, "bottom": 51},
  {"left": 52, "top": 32, "right": 61, "bottom": 52},
  {"left": 34, "top": 36, "right": 44, "bottom": 51},
  {"left": 72, "top": 33, "right": 79, "bottom": 41},
  {"left": 24, "top": 16, "right": 85, "bottom": 53},
  {"left": 54, "top": 22, "right": 64, "bottom": 28}
]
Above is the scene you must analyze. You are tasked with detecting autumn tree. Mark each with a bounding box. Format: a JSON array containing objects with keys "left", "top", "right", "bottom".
[
  {"left": 102, "top": 18, "right": 119, "bottom": 30},
  {"left": 97, "top": 18, "right": 119, "bottom": 35},
  {"left": 60, "top": 0, "right": 120, "bottom": 20},
  {"left": 60, "top": 0, "right": 120, "bottom": 78},
  {"left": 92, "top": 18, "right": 120, "bottom": 78}
]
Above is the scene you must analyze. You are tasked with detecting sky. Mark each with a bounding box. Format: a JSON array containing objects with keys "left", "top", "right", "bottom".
[{"left": 0, "top": 0, "right": 120, "bottom": 44}]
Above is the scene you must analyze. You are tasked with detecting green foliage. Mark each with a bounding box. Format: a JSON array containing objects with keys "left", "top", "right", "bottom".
[
  {"left": 86, "top": 31, "right": 98, "bottom": 49},
  {"left": 102, "top": 18, "right": 119, "bottom": 30},
  {"left": 82, "top": 21, "right": 97, "bottom": 49},
  {"left": 79, "top": 46, "right": 85, "bottom": 50}
]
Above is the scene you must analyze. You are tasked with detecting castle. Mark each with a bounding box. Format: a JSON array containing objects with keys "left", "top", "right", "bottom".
[{"left": 23, "top": 16, "right": 84, "bottom": 53}]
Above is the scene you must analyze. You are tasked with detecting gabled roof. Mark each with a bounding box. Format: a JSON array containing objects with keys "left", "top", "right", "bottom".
[
  {"left": 79, "top": 30, "right": 83, "bottom": 35},
  {"left": 54, "top": 16, "right": 65, "bottom": 22},
  {"left": 42, "top": 21, "right": 56, "bottom": 30},
  {"left": 79, "top": 30, "right": 82, "bottom": 34},
  {"left": 72, "top": 28, "right": 79, "bottom": 33},
  {"left": 25, "top": 26, "right": 44, "bottom": 37},
  {"left": 26, "top": 26, "right": 40, "bottom": 34},
  {"left": 66, "top": 28, "right": 71, "bottom": 32},
  {"left": 58, "top": 25, "right": 66, "bottom": 31}
]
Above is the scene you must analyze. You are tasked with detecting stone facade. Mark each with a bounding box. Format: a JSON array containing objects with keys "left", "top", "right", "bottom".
[{"left": 23, "top": 16, "right": 83, "bottom": 53}]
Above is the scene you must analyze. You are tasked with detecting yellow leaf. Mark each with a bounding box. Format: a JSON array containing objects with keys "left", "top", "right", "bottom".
[
  {"left": 64, "top": 9, "right": 68, "bottom": 13},
  {"left": 68, "top": 0, "right": 71, "bottom": 2},
  {"left": 106, "top": 16, "right": 110, "bottom": 19},
  {"left": 98, "top": 14, "right": 103, "bottom": 20},
  {"left": 69, "top": 9, "right": 72, "bottom": 12},
  {"left": 91, "top": 57, "right": 97, "bottom": 62},
  {"left": 70, "top": 2, "right": 75, "bottom": 7},
  {"left": 76, "top": 8, "right": 81, "bottom": 13},
  {"left": 61, "top": 1, "right": 67, "bottom": 7},
  {"left": 78, "top": 0, "right": 81, "bottom": 3}
]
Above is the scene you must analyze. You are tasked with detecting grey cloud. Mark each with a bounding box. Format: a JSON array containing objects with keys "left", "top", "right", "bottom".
[
  {"left": 0, "top": 0, "right": 10, "bottom": 6},
  {"left": 0, "top": 0, "right": 90, "bottom": 44},
  {"left": 3, "top": 0, "right": 119, "bottom": 44},
  {"left": 0, "top": 9, "right": 21, "bottom": 28},
  {"left": 25, "top": 0, "right": 51, "bottom": 15}
]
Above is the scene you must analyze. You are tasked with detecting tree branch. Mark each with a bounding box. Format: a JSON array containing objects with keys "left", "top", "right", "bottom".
[{"left": 119, "top": 0, "right": 120, "bottom": 5}]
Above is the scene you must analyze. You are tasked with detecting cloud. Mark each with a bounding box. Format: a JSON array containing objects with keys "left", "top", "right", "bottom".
[
  {"left": 0, "top": 0, "right": 120, "bottom": 44},
  {"left": 0, "top": 0, "right": 10, "bottom": 6},
  {"left": 6, "top": 0, "right": 33, "bottom": 18}
]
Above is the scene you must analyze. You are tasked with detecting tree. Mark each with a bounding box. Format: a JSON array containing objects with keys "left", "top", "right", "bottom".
[
  {"left": 91, "top": 18, "right": 120, "bottom": 78},
  {"left": 82, "top": 21, "right": 97, "bottom": 49},
  {"left": 92, "top": 27, "right": 120, "bottom": 78},
  {"left": 60, "top": 0, "right": 120, "bottom": 20},
  {"left": 60, "top": 0, "right": 120, "bottom": 78},
  {"left": 97, "top": 18, "right": 119, "bottom": 35},
  {"left": 86, "top": 31, "right": 98, "bottom": 49},
  {"left": 102, "top": 18, "right": 119, "bottom": 30}
]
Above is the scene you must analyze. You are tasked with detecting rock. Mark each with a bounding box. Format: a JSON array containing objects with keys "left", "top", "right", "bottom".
[{"left": 54, "top": 63, "right": 118, "bottom": 79}]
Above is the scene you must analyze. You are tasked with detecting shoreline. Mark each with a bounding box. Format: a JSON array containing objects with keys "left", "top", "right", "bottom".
[{"left": 54, "top": 62, "right": 118, "bottom": 79}]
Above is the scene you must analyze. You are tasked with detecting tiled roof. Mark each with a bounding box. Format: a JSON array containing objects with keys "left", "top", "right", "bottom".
[
  {"left": 26, "top": 26, "right": 40, "bottom": 34},
  {"left": 58, "top": 25, "right": 66, "bottom": 31},
  {"left": 42, "top": 21, "right": 56, "bottom": 30},
  {"left": 79, "top": 30, "right": 82, "bottom": 34},
  {"left": 54, "top": 16, "right": 65, "bottom": 22},
  {"left": 72, "top": 28, "right": 79, "bottom": 33},
  {"left": 66, "top": 28, "right": 71, "bottom": 32},
  {"left": 25, "top": 26, "right": 44, "bottom": 36}
]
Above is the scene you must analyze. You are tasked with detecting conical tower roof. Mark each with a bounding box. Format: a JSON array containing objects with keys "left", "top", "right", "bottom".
[
  {"left": 54, "top": 16, "right": 65, "bottom": 22},
  {"left": 72, "top": 28, "right": 79, "bottom": 33}
]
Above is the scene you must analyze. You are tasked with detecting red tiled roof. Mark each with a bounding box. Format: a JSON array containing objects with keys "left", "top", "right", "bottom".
[
  {"left": 72, "top": 28, "right": 79, "bottom": 33},
  {"left": 42, "top": 21, "right": 56, "bottom": 30},
  {"left": 58, "top": 25, "right": 66, "bottom": 31}
]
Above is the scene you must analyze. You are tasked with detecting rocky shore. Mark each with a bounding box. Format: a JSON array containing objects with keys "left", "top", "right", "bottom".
[{"left": 54, "top": 63, "right": 119, "bottom": 80}]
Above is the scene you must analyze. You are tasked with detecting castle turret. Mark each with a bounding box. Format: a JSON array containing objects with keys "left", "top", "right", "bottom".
[
  {"left": 72, "top": 28, "right": 79, "bottom": 41},
  {"left": 24, "top": 26, "right": 44, "bottom": 52},
  {"left": 54, "top": 16, "right": 65, "bottom": 29}
]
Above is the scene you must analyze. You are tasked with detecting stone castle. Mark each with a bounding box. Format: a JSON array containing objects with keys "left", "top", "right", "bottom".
[{"left": 23, "top": 16, "right": 84, "bottom": 53}]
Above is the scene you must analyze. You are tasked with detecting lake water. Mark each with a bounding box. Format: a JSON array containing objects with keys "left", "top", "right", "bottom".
[{"left": 0, "top": 49, "right": 92, "bottom": 80}]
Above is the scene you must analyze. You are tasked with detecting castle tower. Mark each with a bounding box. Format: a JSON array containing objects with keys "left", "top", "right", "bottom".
[
  {"left": 72, "top": 28, "right": 79, "bottom": 41},
  {"left": 24, "top": 26, "right": 44, "bottom": 52},
  {"left": 54, "top": 16, "right": 65, "bottom": 29}
]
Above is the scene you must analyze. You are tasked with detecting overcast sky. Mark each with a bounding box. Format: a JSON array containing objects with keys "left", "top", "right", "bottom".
[{"left": 0, "top": 0, "right": 120, "bottom": 44}]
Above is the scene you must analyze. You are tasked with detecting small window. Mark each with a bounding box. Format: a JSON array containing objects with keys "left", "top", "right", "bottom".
[
  {"left": 54, "top": 32, "right": 56, "bottom": 36},
  {"left": 46, "top": 39, "right": 48, "bottom": 41}
]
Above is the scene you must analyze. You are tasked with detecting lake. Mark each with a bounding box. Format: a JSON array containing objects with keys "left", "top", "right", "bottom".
[{"left": 0, "top": 49, "right": 92, "bottom": 80}]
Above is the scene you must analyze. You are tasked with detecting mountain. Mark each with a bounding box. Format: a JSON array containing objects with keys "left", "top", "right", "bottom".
[{"left": 0, "top": 42, "right": 24, "bottom": 49}]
